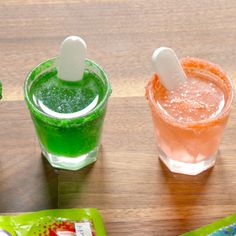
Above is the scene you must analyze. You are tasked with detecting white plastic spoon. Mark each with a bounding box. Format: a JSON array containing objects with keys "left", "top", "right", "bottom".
[
  {"left": 152, "top": 47, "right": 187, "bottom": 90},
  {"left": 57, "top": 36, "right": 87, "bottom": 81}
]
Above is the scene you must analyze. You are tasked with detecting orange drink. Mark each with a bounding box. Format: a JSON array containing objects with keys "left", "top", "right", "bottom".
[{"left": 146, "top": 58, "right": 233, "bottom": 175}]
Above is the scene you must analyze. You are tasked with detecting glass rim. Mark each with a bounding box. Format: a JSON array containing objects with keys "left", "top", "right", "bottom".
[
  {"left": 24, "top": 57, "right": 111, "bottom": 122},
  {"left": 146, "top": 57, "right": 234, "bottom": 129}
]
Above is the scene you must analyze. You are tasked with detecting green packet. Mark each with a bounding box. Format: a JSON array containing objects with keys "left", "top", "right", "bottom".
[
  {"left": 182, "top": 213, "right": 236, "bottom": 236},
  {"left": 0, "top": 208, "right": 106, "bottom": 236},
  {"left": 0, "top": 80, "right": 2, "bottom": 99}
]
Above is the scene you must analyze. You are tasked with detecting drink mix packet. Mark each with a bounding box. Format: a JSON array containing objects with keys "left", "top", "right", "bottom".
[
  {"left": 182, "top": 212, "right": 236, "bottom": 236},
  {"left": 0, "top": 208, "right": 106, "bottom": 236}
]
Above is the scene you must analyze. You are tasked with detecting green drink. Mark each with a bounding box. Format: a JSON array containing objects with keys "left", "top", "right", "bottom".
[{"left": 24, "top": 37, "right": 111, "bottom": 170}]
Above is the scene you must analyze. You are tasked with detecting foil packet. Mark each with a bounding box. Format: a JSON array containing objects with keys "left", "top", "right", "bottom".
[
  {"left": 0, "top": 208, "right": 106, "bottom": 236},
  {"left": 182, "top": 213, "right": 236, "bottom": 236}
]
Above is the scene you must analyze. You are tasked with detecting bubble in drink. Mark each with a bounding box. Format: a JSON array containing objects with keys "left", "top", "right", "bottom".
[{"left": 146, "top": 57, "right": 233, "bottom": 175}]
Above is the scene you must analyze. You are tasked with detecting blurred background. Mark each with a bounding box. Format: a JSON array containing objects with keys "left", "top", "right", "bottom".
[{"left": 1, "top": 0, "right": 236, "bottom": 100}]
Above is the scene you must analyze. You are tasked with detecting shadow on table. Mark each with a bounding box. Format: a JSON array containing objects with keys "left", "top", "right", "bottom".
[
  {"left": 57, "top": 147, "right": 103, "bottom": 209},
  {"left": 40, "top": 154, "right": 59, "bottom": 209},
  {"left": 158, "top": 155, "right": 215, "bottom": 233},
  {"left": 0, "top": 153, "right": 58, "bottom": 213}
]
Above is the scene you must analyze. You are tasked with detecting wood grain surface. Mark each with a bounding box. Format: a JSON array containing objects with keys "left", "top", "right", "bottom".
[
  {"left": 1, "top": 98, "right": 236, "bottom": 235},
  {"left": 1, "top": 0, "right": 236, "bottom": 235}
]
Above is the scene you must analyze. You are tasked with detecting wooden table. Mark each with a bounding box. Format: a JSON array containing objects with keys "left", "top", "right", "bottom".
[{"left": 1, "top": 1, "right": 236, "bottom": 235}]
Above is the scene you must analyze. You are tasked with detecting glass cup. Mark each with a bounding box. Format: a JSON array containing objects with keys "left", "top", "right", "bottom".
[
  {"left": 24, "top": 58, "right": 112, "bottom": 171},
  {"left": 146, "top": 58, "right": 233, "bottom": 175}
]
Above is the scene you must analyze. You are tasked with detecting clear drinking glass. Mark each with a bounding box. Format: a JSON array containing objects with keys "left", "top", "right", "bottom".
[
  {"left": 146, "top": 58, "right": 233, "bottom": 175},
  {"left": 24, "top": 58, "right": 111, "bottom": 171}
]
